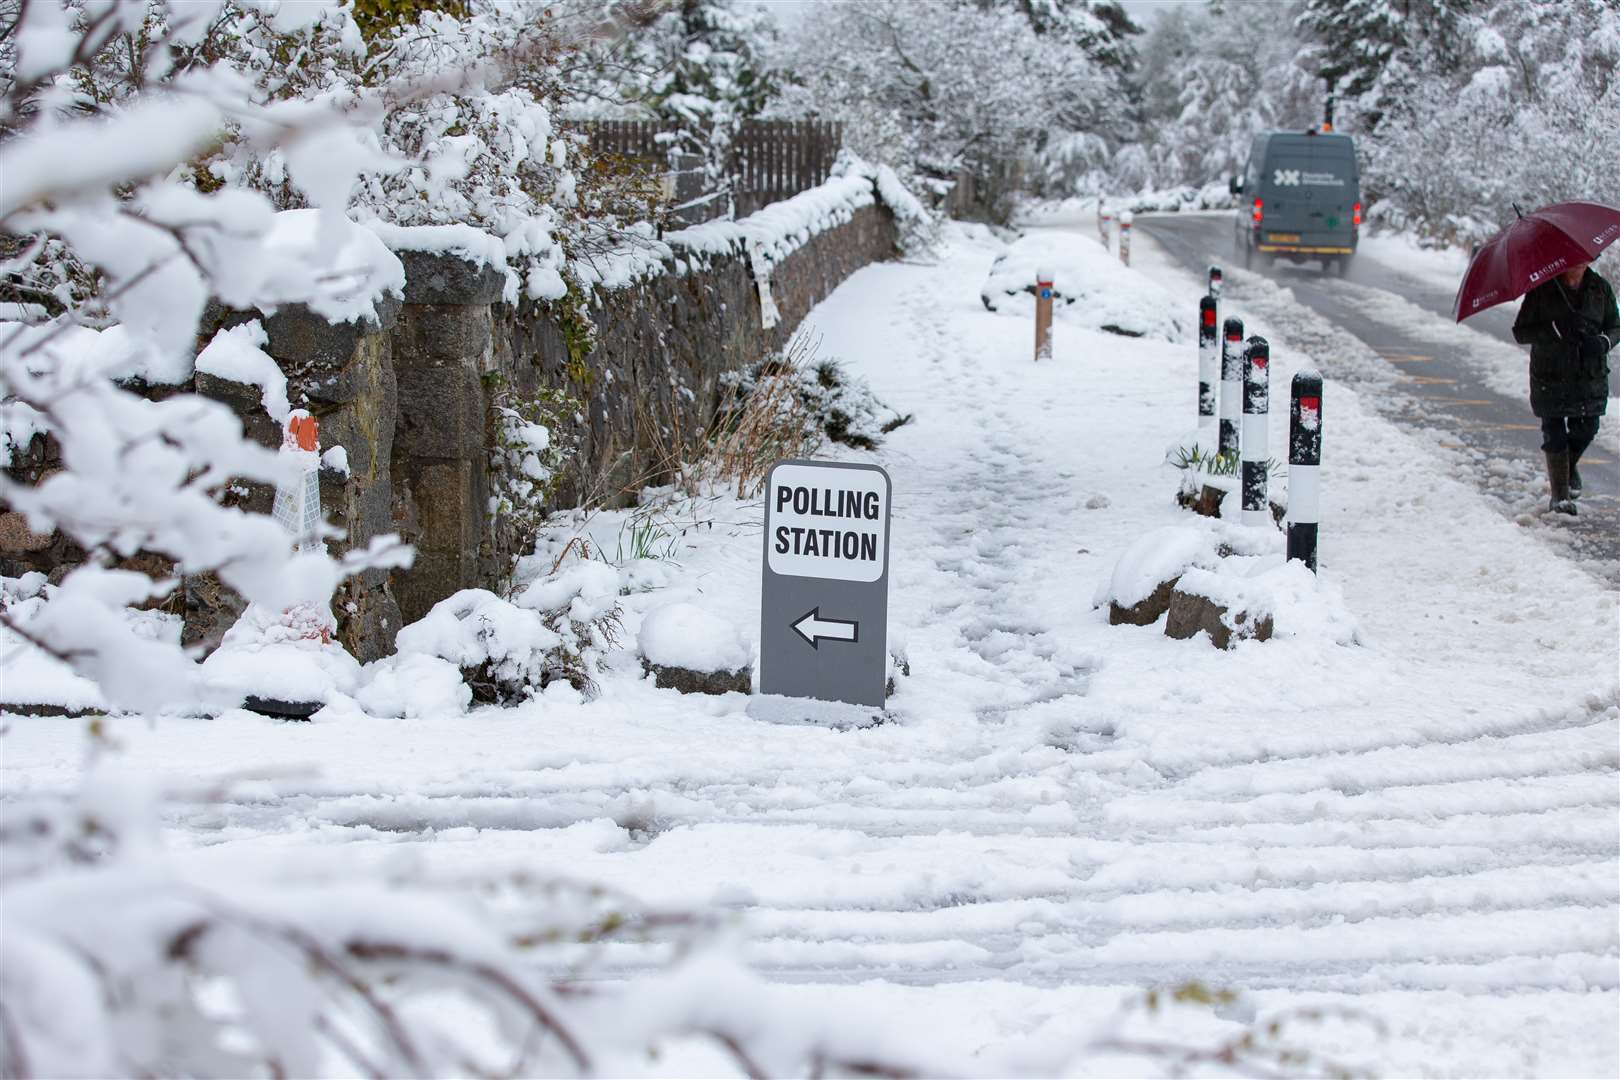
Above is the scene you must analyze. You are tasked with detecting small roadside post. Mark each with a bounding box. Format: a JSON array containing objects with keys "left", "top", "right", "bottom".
[
  {"left": 1118, "top": 210, "right": 1133, "bottom": 266},
  {"left": 1198, "top": 296, "right": 1218, "bottom": 447},
  {"left": 1208, "top": 265, "right": 1223, "bottom": 298},
  {"left": 1288, "top": 371, "right": 1323, "bottom": 571},
  {"left": 760, "top": 460, "right": 892, "bottom": 707},
  {"left": 1035, "top": 267, "right": 1054, "bottom": 362},
  {"left": 1099, "top": 204, "right": 1112, "bottom": 246},
  {"left": 1219, "top": 317, "right": 1244, "bottom": 461},
  {"left": 1241, "top": 335, "right": 1271, "bottom": 529}
]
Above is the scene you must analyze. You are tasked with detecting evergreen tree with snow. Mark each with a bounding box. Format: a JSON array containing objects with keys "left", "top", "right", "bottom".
[
  {"left": 643, "top": 0, "right": 776, "bottom": 216},
  {"left": 1013, "top": 0, "right": 1141, "bottom": 74}
]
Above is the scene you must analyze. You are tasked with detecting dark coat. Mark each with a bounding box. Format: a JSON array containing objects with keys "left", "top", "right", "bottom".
[{"left": 1511, "top": 268, "right": 1618, "bottom": 418}]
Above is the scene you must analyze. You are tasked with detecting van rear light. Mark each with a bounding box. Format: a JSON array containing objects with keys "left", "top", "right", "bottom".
[
  {"left": 1252, "top": 198, "right": 1263, "bottom": 225},
  {"left": 1352, "top": 201, "right": 1362, "bottom": 227}
]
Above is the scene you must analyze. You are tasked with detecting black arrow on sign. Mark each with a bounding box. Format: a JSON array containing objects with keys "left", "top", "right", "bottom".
[{"left": 791, "top": 608, "right": 859, "bottom": 649}]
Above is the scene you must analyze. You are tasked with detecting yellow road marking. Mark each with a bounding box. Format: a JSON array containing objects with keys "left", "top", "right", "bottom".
[
  {"left": 1403, "top": 375, "right": 1457, "bottom": 385},
  {"left": 1499, "top": 423, "right": 1542, "bottom": 431},
  {"left": 1377, "top": 352, "right": 1435, "bottom": 362},
  {"left": 1420, "top": 398, "right": 1494, "bottom": 406}
]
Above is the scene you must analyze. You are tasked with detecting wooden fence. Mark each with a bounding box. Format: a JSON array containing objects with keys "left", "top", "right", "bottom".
[{"left": 578, "top": 119, "right": 845, "bottom": 219}]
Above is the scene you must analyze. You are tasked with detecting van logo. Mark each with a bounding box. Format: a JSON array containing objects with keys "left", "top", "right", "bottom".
[{"left": 1274, "top": 169, "right": 1301, "bottom": 187}]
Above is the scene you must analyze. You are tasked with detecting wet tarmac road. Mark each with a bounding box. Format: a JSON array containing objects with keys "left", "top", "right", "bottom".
[{"left": 1138, "top": 212, "right": 1620, "bottom": 584}]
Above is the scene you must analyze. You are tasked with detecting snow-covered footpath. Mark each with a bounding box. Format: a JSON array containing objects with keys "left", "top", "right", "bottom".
[{"left": 5, "top": 223, "right": 1618, "bottom": 1075}]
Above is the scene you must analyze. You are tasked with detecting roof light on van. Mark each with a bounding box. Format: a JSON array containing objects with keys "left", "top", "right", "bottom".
[{"left": 1252, "top": 198, "right": 1263, "bottom": 225}]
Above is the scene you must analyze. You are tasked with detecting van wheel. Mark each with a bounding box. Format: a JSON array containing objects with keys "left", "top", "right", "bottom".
[{"left": 1337, "top": 255, "right": 1355, "bottom": 277}]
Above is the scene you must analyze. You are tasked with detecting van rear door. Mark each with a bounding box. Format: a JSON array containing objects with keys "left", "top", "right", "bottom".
[{"left": 1260, "top": 137, "right": 1358, "bottom": 254}]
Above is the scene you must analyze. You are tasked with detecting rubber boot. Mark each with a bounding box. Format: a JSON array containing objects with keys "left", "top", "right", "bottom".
[
  {"left": 1545, "top": 450, "right": 1577, "bottom": 515},
  {"left": 1568, "top": 437, "right": 1591, "bottom": 499}
]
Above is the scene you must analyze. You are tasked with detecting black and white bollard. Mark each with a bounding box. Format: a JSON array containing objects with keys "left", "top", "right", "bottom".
[
  {"left": 1099, "top": 204, "right": 1112, "bottom": 246},
  {"left": 1287, "top": 370, "right": 1323, "bottom": 571},
  {"left": 1208, "top": 265, "right": 1223, "bottom": 299},
  {"left": 1241, "top": 335, "right": 1271, "bottom": 529},
  {"left": 1118, "top": 210, "right": 1133, "bottom": 266},
  {"left": 1198, "top": 295, "right": 1218, "bottom": 447},
  {"left": 1219, "top": 316, "right": 1243, "bottom": 460}
]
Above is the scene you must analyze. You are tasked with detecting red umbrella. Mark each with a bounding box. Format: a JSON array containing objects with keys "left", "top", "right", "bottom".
[{"left": 1452, "top": 200, "right": 1620, "bottom": 321}]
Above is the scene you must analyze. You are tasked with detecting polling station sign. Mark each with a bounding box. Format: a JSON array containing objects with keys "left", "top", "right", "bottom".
[{"left": 760, "top": 460, "right": 891, "bottom": 707}]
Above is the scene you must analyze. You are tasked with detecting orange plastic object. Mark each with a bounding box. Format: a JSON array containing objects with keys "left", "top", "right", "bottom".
[{"left": 287, "top": 413, "right": 319, "bottom": 452}]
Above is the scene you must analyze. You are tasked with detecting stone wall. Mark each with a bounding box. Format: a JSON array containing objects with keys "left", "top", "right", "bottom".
[{"left": 2, "top": 198, "right": 899, "bottom": 660}]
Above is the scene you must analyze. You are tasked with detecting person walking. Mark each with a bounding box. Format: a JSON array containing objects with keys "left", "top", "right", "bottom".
[{"left": 1511, "top": 260, "right": 1618, "bottom": 515}]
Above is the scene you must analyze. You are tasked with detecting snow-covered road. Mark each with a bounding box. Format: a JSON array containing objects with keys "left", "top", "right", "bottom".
[{"left": 4, "top": 224, "right": 1616, "bottom": 1075}]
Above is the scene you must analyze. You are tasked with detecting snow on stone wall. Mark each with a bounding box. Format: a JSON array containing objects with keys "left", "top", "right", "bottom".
[{"left": 2, "top": 175, "right": 904, "bottom": 661}]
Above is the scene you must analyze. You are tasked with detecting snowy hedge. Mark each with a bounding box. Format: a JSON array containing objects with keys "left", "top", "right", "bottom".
[{"left": 980, "top": 232, "right": 1185, "bottom": 342}]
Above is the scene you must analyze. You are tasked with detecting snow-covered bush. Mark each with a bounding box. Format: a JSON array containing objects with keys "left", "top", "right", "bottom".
[
  {"left": 353, "top": 650, "right": 473, "bottom": 718},
  {"left": 490, "top": 384, "right": 581, "bottom": 589},
  {"left": 726, "top": 349, "right": 908, "bottom": 454},
  {"left": 394, "top": 561, "right": 622, "bottom": 704},
  {"left": 980, "top": 232, "right": 1185, "bottom": 341},
  {"left": 1354, "top": 0, "right": 1620, "bottom": 250},
  {"left": 695, "top": 337, "right": 909, "bottom": 499}
]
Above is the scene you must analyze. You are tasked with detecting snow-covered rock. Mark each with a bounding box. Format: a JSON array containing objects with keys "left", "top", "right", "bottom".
[
  {"left": 639, "top": 602, "right": 749, "bottom": 673},
  {"left": 1097, "top": 525, "right": 1218, "bottom": 625},
  {"left": 639, "top": 602, "right": 751, "bottom": 695},
  {"left": 196, "top": 320, "right": 289, "bottom": 422},
  {"left": 1168, "top": 557, "right": 1359, "bottom": 649}
]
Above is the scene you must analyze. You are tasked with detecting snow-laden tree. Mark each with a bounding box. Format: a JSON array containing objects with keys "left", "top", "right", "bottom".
[
  {"left": 1295, "top": 0, "right": 1473, "bottom": 132},
  {"left": 772, "top": 0, "right": 1130, "bottom": 215},
  {"left": 646, "top": 0, "right": 776, "bottom": 214},
  {"left": 1014, "top": 0, "right": 1140, "bottom": 75},
  {"left": 556, "top": 0, "right": 776, "bottom": 218},
  {"left": 1125, "top": 1, "right": 1320, "bottom": 190},
  {"left": 1347, "top": 0, "right": 1620, "bottom": 245}
]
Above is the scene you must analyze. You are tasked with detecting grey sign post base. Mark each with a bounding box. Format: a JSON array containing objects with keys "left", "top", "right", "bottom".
[{"left": 759, "top": 460, "right": 892, "bottom": 708}]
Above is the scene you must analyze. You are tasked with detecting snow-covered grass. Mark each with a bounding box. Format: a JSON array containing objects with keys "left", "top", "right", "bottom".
[{"left": 5, "top": 220, "right": 1618, "bottom": 1076}]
